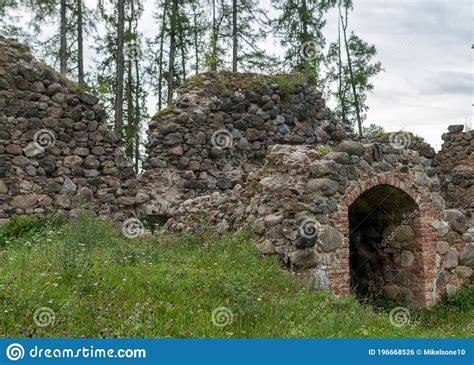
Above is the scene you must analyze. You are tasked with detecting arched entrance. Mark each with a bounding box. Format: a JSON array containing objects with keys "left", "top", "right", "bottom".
[{"left": 348, "top": 184, "right": 422, "bottom": 306}]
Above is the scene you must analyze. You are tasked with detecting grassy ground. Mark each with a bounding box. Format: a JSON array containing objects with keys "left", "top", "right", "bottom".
[{"left": 0, "top": 213, "right": 472, "bottom": 338}]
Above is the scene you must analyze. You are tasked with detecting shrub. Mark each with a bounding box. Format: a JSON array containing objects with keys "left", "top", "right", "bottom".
[
  {"left": 441, "top": 285, "right": 474, "bottom": 311},
  {"left": 0, "top": 213, "right": 66, "bottom": 246}
]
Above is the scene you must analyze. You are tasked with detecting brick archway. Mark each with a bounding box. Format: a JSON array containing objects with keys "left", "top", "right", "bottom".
[{"left": 329, "top": 174, "right": 439, "bottom": 308}]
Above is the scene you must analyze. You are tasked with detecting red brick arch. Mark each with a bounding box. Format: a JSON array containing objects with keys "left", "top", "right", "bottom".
[
  {"left": 343, "top": 174, "right": 420, "bottom": 208},
  {"left": 328, "top": 174, "right": 439, "bottom": 308}
]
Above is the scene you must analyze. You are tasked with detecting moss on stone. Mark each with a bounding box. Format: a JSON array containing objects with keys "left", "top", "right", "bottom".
[
  {"left": 377, "top": 131, "right": 425, "bottom": 144},
  {"left": 153, "top": 107, "right": 173, "bottom": 119},
  {"left": 181, "top": 71, "right": 308, "bottom": 97},
  {"left": 318, "top": 146, "right": 333, "bottom": 155}
]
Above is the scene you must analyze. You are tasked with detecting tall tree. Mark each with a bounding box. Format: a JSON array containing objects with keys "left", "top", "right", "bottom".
[
  {"left": 339, "top": 3, "right": 362, "bottom": 135},
  {"left": 94, "top": 0, "right": 148, "bottom": 168},
  {"left": 114, "top": 0, "right": 125, "bottom": 134},
  {"left": 190, "top": 0, "right": 206, "bottom": 75},
  {"left": 205, "top": 0, "right": 226, "bottom": 71},
  {"left": 166, "top": 0, "right": 178, "bottom": 105},
  {"left": 326, "top": 0, "right": 382, "bottom": 134},
  {"left": 76, "top": 0, "right": 84, "bottom": 85},
  {"left": 272, "top": 0, "right": 332, "bottom": 84},
  {"left": 59, "top": 0, "right": 67, "bottom": 74},
  {"left": 205, "top": 0, "right": 275, "bottom": 73},
  {"left": 124, "top": 0, "right": 147, "bottom": 170},
  {"left": 232, "top": 0, "right": 237, "bottom": 72},
  {"left": 146, "top": 0, "right": 169, "bottom": 110}
]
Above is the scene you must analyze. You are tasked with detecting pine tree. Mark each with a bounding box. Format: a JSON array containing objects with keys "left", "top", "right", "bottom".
[
  {"left": 166, "top": 0, "right": 178, "bottom": 105},
  {"left": 147, "top": 0, "right": 204, "bottom": 107},
  {"left": 114, "top": 0, "right": 125, "bottom": 134},
  {"left": 59, "top": 0, "right": 67, "bottom": 74},
  {"left": 76, "top": 0, "right": 84, "bottom": 85},
  {"left": 3, "top": 0, "right": 95, "bottom": 84},
  {"left": 124, "top": 0, "right": 147, "bottom": 170},
  {"left": 146, "top": 0, "right": 169, "bottom": 110},
  {"left": 93, "top": 0, "right": 148, "bottom": 168},
  {"left": 326, "top": 0, "right": 382, "bottom": 134},
  {"left": 205, "top": 0, "right": 226, "bottom": 71},
  {"left": 272, "top": 0, "right": 331, "bottom": 84}
]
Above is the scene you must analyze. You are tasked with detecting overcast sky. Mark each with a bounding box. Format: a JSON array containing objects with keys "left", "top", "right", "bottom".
[
  {"left": 319, "top": 0, "right": 472, "bottom": 151},
  {"left": 27, "top": 0, "right": 474, "bottom": 150},
  {"left": 261, "top": 0, "right": 472, "bottom": 151}
]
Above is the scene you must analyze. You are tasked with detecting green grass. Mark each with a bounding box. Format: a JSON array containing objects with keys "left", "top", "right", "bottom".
[{"left": 0, "top": 214, "right": 472, "bottom": 338}]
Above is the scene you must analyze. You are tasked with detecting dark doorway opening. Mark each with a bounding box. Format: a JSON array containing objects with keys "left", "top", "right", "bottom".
[{"left": 349, "top": 184, "right": 419, "bottom": 304}]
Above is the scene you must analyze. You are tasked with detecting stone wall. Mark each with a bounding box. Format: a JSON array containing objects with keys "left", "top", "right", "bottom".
[
  {"left": 0, "top": 37, "right": 140, "bottom": 219},
  {"left": 143, "top": 72, "right": 353, "bottom": 203},
  {"left": 434, "top": 125, "right": 473, "bottom": 217},
  {"left": 167, "top": 141, "right": 473, "bottom": 308}
]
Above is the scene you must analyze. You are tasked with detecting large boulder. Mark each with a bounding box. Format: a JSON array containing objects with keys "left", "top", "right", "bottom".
[
  {"left": 442, "top": 209, "right": 467, "bottom": 234},
  {"left": 444, "top": 248, "right": 459, "bottom": 269},
  {"left": 447, "top": 125, "right": 464, "bottom": 133},
  {"left": 11, "top": 194, "right": 37, "bottom": 209},
  {"left": 334, "top": 140, "right": 365, "bottom": 156},
  {"left": 319, "top": 225, "right": 344, "bottom": 252},
  {"left": 459, "top": 243, "right": 474, "bottom": 268},
  {"left": 306, "top": 178, "right": 338, "bottom": 197},
  {"left": 288, "top": 249, "right": 320, "bottom": 269}
]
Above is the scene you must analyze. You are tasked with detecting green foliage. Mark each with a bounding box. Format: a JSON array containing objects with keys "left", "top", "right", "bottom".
[
  {"left": 318, "top": 145, "right": 333, "bottom": 154},
  {"left": 272, "top": 0, "right": 331, "bottom": 85},
  {"left": 271, "top": 73, "right": 307, "bottom": 95},
  {"left": 1, "top": 216, "right": 471, "bottom": 338},
  {"left": 153, "top": 107, "right": 173, "bottom": 119},
  {"left": 0, "top": 213, "right": 66, "bottom": 246},
  {"left": 376, "top": 131, "right": 425, "bottom": 144},
  {"left": 362, "top": 124, "right": 385, "bottom": 139},
  {"left": 325, "top": 2, "right": 382, "bottom": 133},
  {"left": 441, "top": 286, "right": 474, "bottom": 311}
]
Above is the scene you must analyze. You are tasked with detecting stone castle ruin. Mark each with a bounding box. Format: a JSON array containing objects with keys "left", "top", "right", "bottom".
[{"left": 1, "top": 38, "right": 473, "bottom": 308}]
